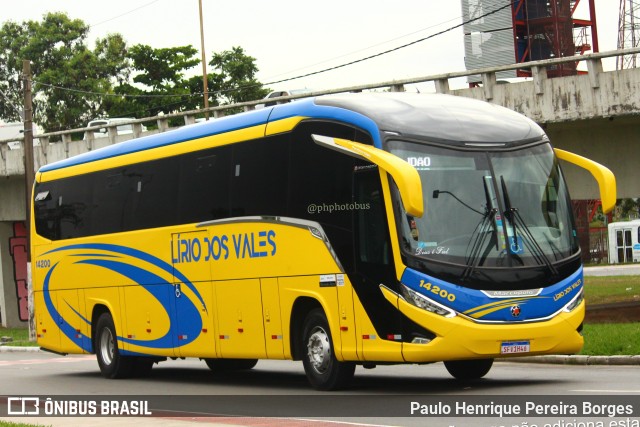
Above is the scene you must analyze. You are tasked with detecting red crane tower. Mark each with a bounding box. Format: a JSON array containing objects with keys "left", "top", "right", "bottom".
[
  {"left": 512, "top": 0, "right": 599, "bottom": 77},
  {"left": 462, "top": 0, "right": 599, "bottom": 82},
  {"left": 618, "top": 0, "right": 640, "bottom": 69}
]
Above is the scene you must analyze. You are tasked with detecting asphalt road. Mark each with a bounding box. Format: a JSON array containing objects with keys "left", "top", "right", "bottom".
[{"left": 0, "top": 352, "right": 639, "bottom": 427}]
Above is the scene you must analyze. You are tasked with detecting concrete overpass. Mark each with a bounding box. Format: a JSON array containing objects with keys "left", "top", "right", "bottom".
[{"left": 1, "top": 48, "right": 639, "bottom": 327}]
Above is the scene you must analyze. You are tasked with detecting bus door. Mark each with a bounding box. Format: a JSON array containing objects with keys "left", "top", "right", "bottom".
[
  {"left": 171, "top": 230, "right": 215, "bottom": 357},
  {"left": 352, "top": 166, "right": 404, "bottom": 361}
]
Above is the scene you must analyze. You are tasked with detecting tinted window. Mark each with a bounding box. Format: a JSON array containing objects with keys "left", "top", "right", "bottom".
[
  {"left": 231, "top": 137, "right": 289, "bottom": 217},
  {"left": 93, "top": 168, "right": 138, "bottom": 234},
  {"left": 34, "top": 119, "right": 374, "bottom": 243},
  {"left": 129, "top": 157, "right": 179, "bottom": 230},
  {"left": 59, "top": 176, "right": 94, "bottom": 239},
  {"left": 178, "top": 146, "right": 232, "bottom": 223}
]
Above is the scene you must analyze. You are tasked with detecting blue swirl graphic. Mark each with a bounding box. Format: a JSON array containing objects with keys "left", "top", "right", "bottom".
[
  {"left": 43, "top": 264, "right": 92, "bottom": 352},
  {"left": 43, "top": 243, "right": 207, "bottom": 312},
  {"left": 41, "top": 243, "right": 206, "bottom": 352}
]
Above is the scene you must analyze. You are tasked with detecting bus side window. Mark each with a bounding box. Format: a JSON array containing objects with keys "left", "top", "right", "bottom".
[
  {"left": 178, "top": 147, "right": 232, "bottom": 223},
  {"left": 57, "top": 176, "right": 94, "bottom": 239},
  {"left": 34, "top": 185, "right": 58, "bottom": 240},
  {"left": 129, "top": 157, "right": 179, "bottom": 230},
  {"left": 231, "top": 136, "right": 289, "bottom": 217}
]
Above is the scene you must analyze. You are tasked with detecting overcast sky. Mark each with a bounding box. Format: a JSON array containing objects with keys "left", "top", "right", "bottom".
[{"left": 2, "top": 0, "right": 621, "bottom": 93}]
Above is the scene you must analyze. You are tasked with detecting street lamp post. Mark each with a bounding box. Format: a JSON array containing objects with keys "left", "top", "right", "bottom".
[
  {"left": 22, "top": 59, "right": 36, "bottom": 340},
  {"left": 198, "top": 0, "right": 210, "bottom": 119}
]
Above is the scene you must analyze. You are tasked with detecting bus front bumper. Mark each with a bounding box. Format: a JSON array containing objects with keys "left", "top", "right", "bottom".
[{"left": 380, "top": 286, "right": 584, "bottom": 363}]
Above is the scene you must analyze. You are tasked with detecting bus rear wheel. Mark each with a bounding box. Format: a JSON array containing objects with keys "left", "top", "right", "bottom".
[
  {"left": 301, "top": 308, "right": 355, "bottom": 390},
  {"left": 95, "top": 312, "right": 133, "bottom": 379},
  {"left": 444, "top": 358, "right": 494, "bottom": 380},
  {"left": 204, "top": 358, "right": 258, "bottom": 371}
]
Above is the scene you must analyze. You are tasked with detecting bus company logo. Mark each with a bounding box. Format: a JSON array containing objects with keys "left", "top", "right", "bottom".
[
  {"left": 510, "top": 305, "right": 522, "bottom": 318},
  {"left": 7, "top": 397, "right": 40, "bottom": 415}
]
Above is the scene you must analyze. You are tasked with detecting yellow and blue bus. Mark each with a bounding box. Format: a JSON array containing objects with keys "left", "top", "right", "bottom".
[{"left": 32, "top": 93, "right": 615, "bottom": 390}]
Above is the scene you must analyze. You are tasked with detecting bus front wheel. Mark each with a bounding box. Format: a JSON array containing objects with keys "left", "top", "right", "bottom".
[
  {"left": 443, "top": 358, "right": 494, "bottom": 380},
  {"left": 95, "top": 312, "right": 133, "bottom": 379},
  {"left": 301, "top": 308, "right": 355, "bottom": 390}
]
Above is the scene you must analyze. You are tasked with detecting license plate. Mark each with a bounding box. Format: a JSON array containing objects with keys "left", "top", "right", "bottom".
[{"left": 501, "top": 341, "right": 530, "bottom": 354}]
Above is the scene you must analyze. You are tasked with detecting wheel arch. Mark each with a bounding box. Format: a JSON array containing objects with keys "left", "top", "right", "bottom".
[
  {"left": 90, "top": 304, "right": 111, "bottom": 354},
  {"left": 289, "top": 297, "right": 323, "bottom": 360}
]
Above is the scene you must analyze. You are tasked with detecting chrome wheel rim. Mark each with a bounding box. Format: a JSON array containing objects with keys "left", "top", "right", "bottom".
[
  {"left": 99, "top": 327, "right": 115, "bottom": 366},
  {"left": 307, "top": 326, "right": 331, "bottom": 374}
]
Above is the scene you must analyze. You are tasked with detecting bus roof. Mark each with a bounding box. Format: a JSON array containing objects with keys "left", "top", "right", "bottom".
[{"left": 38, "top": 93, "right": 545, "bottom": 174}]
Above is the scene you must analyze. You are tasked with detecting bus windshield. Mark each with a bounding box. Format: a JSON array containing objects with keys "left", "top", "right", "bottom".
[{"left": 388, "top": 140, "right": 579, "bottom": 268}]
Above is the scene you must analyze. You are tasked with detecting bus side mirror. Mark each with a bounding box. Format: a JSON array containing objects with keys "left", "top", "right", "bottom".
[
  {"left": 554, "top": 148, "right": 617, "bottom": 213},
  {"left": 312, "top": 134, "right": 424, "bottom": 217}
]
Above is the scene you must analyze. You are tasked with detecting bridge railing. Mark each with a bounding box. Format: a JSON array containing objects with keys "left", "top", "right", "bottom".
[{"left": 1, "top": 47, "right": 639, "bottom": 156}]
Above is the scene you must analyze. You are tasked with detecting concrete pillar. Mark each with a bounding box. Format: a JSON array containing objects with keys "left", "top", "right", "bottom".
[
  {"left": 0, "top": 177, "right": 26, "bottom": 221},
  {"left": 586, "top": 58, "right": 603, "bottom": 89},
  {"left": 157, "top": 117, "right": 169, "bottom": 133},
  {"left": 532, "top": 65, "right": 547, "bottom": 95},
  {"left": 481, "top": 72, "right": 496, "bottom": 100},
  {"left": 546, "top": 116, "right": 640, "bottom": 199},
  {"left": 0, "top": 221, "right": 28, "bottom": 328},
  {"left": 132, "top": 123, "right": 143, "bottom": 138},
  {"left": 434, "top": 79, "right": 450, "bottom": 94}
]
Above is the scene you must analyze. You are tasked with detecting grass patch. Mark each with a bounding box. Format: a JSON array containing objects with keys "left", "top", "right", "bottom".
[
  {"left": 580, "top": 322, "right": 640, "bottom": 355},
  {"left": 0, "top": 421, "right": 48, "bottom": 427},
  {"left": 583, "top": 275, "right": 640, "bottom": 305},
  {"left": 0, "top": 326, "right": 37, "bottom": 347}
]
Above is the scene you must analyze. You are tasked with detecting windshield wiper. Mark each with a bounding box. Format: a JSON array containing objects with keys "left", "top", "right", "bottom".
[
  {"left": 500, "top": 176, "right": 559, "bottom": 276},
  {"left": 461, "top": 177, "right": 499, "bottom": 282},
  {"left": 461, "top": 207, "right": 497, "bottom": 283}
]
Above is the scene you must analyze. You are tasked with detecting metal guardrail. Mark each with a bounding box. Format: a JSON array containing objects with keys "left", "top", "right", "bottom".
[{"left": 1, "top": 47, "right": 639, "bottom": 149}]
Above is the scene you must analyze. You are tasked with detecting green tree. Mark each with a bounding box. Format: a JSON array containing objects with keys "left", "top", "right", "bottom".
[
  {"left": 208, "top": 46, "right": 269, "bottom": 106},
  {"left": 0, "top": 13, "right": 129, "bottom": 131},
  {"left": 617, "top": 198, "right": 640, "bottom": 221},
  {"left": 0, "top": 14, "right": 270, "bottom": 132},
  {"left": 107, "top": 44, "right": 200, "bottom": 121},
  {"left": 186, "top": 46, "right": 269, "bottom": 113},
  {"left": 117, "top": 45, "right": 269, "bottom": 119}
]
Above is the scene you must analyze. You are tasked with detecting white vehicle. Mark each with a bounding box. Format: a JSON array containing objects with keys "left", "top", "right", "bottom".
[
  {"left": 255, "top": 89, "right": 313, "bottom": 109},
  {"left": 608, "top": 219, "right": 640, "bottom": 264},
  {"left": 0, "top": 121, "right": 42, "bottom": 150},
  {"left": 86, "top": 118, "right": 147, "bottom": 138}
]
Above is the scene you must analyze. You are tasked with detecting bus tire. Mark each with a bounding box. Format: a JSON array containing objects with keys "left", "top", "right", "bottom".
[
  {"left": 204, "top": 358, "right": 258, "bottom": 371},
  {"left": 444, "top": 358, "right": 494, "bottom": 380},
  {"left": 301, "top": 308, "right": 355, "bottom": 390},
  {"left": 95, "top": 312, "right": 133, "bottom": 379}
]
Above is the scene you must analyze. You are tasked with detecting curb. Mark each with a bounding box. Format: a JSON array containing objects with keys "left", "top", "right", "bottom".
[
  {"left": 497, "top": 355, "right": 640, "bottom": 365},
  {"left": 1, "top": 346, "right": 639, "bottom": 365},
  {"left": 0, "top": 345, "right": 41, "bottom": 353}
]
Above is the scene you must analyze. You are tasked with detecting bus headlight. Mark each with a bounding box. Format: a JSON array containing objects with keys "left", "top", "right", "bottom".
[
  {"left": 402, "top": 284, "right": 456, "bottom": 318},
  {"left": 563, "top": 288, "right": 584, "bottom": 313}
]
